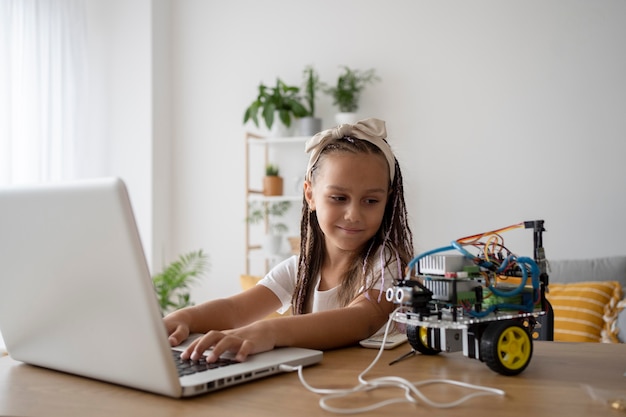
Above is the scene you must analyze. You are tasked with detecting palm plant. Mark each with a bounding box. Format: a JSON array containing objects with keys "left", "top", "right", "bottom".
[{"left": 152, "top": 249, "right": 209, "bottom": 315}]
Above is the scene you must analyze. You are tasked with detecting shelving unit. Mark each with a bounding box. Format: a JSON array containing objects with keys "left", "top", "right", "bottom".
[{"left": 244, "top": 132, "right": 308, "bottom": 275}]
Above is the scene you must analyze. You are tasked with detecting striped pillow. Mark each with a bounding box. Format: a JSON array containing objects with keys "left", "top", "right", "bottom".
[{"left": 546, "top": 281, "right": 623, "bottom": 343}]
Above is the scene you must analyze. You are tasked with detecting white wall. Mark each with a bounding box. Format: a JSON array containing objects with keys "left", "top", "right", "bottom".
[
  {"left": 86, "top": 0, "right": 626, "bottom": 303},
  {"left": 169, "top": 0, "right": 626, "bottom": 303},
  {"left": 85, "top": 0, "right": 173, "bottom": 271},
  {"left": 151, "top": 0, "right": 173, "bottom": 272}
]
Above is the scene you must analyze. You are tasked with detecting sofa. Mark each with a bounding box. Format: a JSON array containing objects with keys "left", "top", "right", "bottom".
[{"left": 547, "top": 256, "right": 626, "bottom": 343}]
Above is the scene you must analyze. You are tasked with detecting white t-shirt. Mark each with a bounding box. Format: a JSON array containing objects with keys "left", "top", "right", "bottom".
[{"left": 258, "top": 248, "right": 402, "bottom": 315}]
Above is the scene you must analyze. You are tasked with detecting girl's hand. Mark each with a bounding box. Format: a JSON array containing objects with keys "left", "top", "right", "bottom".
[
  {"left": 163, "top": 313, "right": 192, "bottom": 347},
  {"left": 181, "top": 321, "right": 276, "bottom": 363}
]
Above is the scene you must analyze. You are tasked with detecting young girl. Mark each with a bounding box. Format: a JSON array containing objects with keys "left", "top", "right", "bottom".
[{"left": 164, "top": 118, "right": 414, "bottom": 363}]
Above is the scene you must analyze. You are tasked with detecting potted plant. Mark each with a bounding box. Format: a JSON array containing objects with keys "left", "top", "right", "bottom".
[
  {"left": 152, "top": 249, "right": 209, "bottom": 316},
  {"left": 324, "top": 66, "right": 380, "bottom": 125},
  {"left": 247, "top": 200, "right": 291, "bottom": 254},
  {"left": 263, "top": 163, "right": 283, "bottom": 196},
  {"left": 243, "top": 78, "right": 309, "bottom": 137},
  {"left": 298, "top": 65, "right": 323, "bottom": 136}
]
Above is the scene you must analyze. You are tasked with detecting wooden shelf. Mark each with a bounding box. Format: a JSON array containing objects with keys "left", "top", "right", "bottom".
[{"left": 244, "top": 132, "right": 305, "bottom": 275}]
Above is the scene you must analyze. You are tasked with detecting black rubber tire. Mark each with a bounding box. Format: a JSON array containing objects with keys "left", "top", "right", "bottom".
[
  {"left": 480, "top": 320, "right": 533, "bottom": 376},
  {"left": 406, "top": 325, "right": 440, "bottom": 355}
]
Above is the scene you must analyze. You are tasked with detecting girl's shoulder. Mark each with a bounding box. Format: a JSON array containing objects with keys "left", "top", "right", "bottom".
[{"left": 265, "top": 254, "right": 298, "bottom": 278}]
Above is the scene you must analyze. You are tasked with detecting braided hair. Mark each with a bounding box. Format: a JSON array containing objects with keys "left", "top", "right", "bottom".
[{"left": 291, "top": 137, "right": 414, "bottom": 314}]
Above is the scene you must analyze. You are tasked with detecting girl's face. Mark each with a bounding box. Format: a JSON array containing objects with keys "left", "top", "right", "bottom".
[{"left": 305, "top": 151, "right": 390, "bottom": 254}]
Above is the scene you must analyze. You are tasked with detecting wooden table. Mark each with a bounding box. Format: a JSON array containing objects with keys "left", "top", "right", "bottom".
[{"left": 0, "top": 341, "right": 624, "bottom": 416}]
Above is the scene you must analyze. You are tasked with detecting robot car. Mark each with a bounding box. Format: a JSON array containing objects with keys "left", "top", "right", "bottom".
[{"left": 387, "top": 220, "right": 553, "bottom": 376}]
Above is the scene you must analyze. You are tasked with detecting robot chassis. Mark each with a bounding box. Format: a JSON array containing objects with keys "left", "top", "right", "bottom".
[{"left": 386, "top": 220, "right": 553, "bottom": 376}]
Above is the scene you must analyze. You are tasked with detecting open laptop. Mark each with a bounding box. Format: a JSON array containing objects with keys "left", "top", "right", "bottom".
[{"left": 0, "top": 177, "right": 322, "bottom": 398}]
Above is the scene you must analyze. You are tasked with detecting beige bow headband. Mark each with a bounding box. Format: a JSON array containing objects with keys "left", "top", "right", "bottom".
[{"left": 304, "top": 118, "right": 396, "bottom": 182}]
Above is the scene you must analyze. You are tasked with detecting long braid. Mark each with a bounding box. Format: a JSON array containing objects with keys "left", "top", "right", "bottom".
[
  {"left": 294, "top": 197, "right": 311, "bottom": 313},
  {"left": 389, "top": 158, "right": 413, "bottom": 265},
  {"left": 293, "top": 198, "right": 324, "bottom": 314}
]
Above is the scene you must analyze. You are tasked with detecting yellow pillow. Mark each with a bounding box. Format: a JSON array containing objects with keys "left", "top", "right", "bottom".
[
  {"left": 239, "top": 274, "right": 264, "bottom": 291},
  {"left": 546, "top": 281, "right": 623, "bottom": 343}
]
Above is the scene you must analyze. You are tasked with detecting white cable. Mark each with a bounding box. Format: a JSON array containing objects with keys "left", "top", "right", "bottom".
[{"left": 280, "top": 307, "right": 506, "bottom": 414}]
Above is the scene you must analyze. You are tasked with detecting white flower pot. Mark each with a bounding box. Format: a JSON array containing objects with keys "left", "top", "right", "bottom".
[
  {"left": 298, "top": 117, "right": 322, "bottom": 136},
  {"left": 269, "top": 112, "right": 295, "bottom": 137}
]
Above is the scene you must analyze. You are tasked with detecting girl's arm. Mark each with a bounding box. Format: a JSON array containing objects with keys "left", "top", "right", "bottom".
[
  {"left": 183, "top": 290, "right": 394, "bottom": 362},
  {"left": 272, "top": 292, "right": 394, "bottom": 349},
  {"left": 164, "top": 284, "right": 283, "bottom": 347}
]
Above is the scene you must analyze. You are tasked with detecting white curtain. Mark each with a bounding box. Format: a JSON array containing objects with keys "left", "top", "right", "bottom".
[{"left": 0, "top": 0, "right": 88, "bottom": 185}]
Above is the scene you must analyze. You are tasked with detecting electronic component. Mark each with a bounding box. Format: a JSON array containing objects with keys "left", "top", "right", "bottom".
[{"left": 417, "top": 254, "right": 471, "bottom": 275}]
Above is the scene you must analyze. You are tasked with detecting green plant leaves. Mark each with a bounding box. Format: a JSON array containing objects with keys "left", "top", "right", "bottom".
[
  {"left": 262, "top": 102, "right": 276, "bottom": 129},
  {"left": 243, "top": 78, "right": 308, "bottom": 129},
  {"left": 303, "top": 65, "right": 320, "bottom": 116},
  {"left": 265, "top": 163, "right": 280, "bottom": 176},
  {"left": 246, "top": 200, "right": 292, "bottom": 235},
  {"left": 152, "top": 249, "right": 209, "bottom": 316},
  {"left": 324, "top": 66, "right": 380, "bottom": 113}
]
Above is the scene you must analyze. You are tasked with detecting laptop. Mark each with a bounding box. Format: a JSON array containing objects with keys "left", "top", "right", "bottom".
[{"left": 0, "top": 177, "right": 322, "bottom": 398}]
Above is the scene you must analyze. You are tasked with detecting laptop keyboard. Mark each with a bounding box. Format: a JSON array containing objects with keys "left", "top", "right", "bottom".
[{"left": 171, "top": 349, "right": 238, "bottom": 377}]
